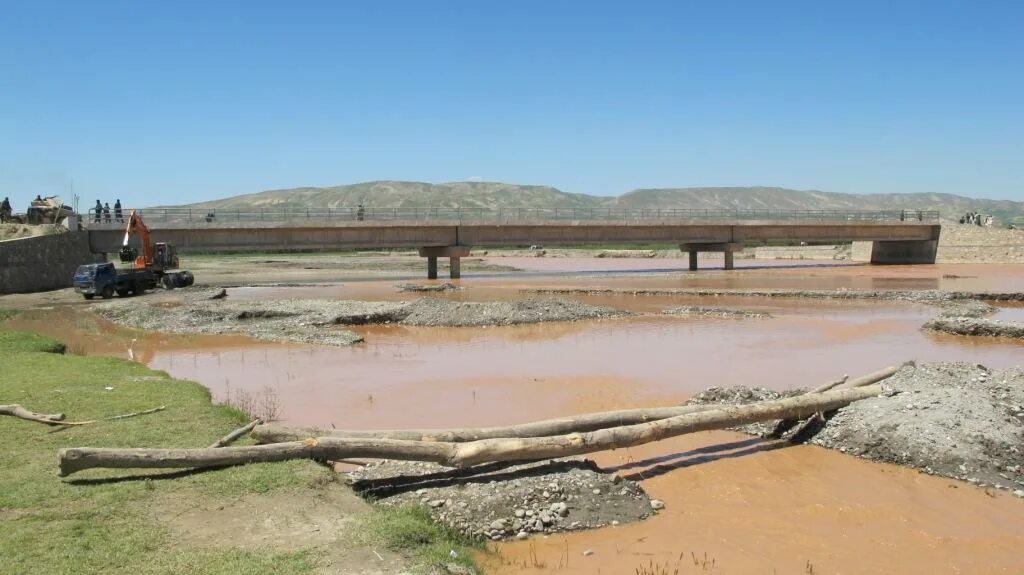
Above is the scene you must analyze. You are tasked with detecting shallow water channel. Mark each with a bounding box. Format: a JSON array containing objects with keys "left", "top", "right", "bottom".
[{"left": 7, "top": 261, "right": 1024, "bottom": 574}]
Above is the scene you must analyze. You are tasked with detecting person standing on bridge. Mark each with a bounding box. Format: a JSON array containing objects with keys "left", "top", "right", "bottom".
[
  {"left": 114, "top": 199, "right": 123, "bottom": 223},
  {"left": 356, "top": 203, "right": 365, "bottom": 222},
  {"left": 94, "top": 199, "right": 103, "bottom": 223},
  {"left": 103, "top": 202, "right": 111, "bottom": 223},
  {"left": 0, "top": 197, "right": 12, "bottom": 223}
]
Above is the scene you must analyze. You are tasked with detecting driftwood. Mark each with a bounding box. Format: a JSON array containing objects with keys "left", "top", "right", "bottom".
[
  {"left": 253, "top": 363, "right": 906, "bottom": 445},
  {"left": 57, "top": 386, "right": 880, "bottom": 476},
  {"left": 0, "top": 404, "right": 165, "bottom": 427},
  {"left": 208, "top": 419, "right": 262, "bottom": 448},
  {"left": 0, "top": 404, "right": 65, "bottom": 425}
]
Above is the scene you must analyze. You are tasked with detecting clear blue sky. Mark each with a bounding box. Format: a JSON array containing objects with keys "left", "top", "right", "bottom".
[{"left": 2, "top": 0, "right": 1021, "bottom": 207}]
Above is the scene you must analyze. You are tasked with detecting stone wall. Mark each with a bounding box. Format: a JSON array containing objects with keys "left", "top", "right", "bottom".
[{"left": 0, "top": 232, "right": 100, "bottom": 293}]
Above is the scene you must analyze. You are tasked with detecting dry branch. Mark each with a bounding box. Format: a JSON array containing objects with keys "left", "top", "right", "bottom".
[
  {"left": 0, "top": 404, "right": 65, "bottom": 425},
  {"left": 208, "top": 419, "right": 262, "bottom": 448},
  {"left": 55, "top": 406, "right": 167, "bottom": 426},
  {"left": 58, "top": 386, "right": 880, "bottom": 476}
]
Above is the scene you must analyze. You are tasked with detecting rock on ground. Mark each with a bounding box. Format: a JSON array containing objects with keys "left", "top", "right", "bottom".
[{"left": 348, "top": 459, "right": 653, "bottom": 540}]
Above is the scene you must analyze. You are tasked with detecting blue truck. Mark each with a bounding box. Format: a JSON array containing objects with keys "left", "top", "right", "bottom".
[{"left": 72, "top": 262, "right": 158, "bottom": 300}]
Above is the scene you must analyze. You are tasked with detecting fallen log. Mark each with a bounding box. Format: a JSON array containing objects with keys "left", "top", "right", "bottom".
[
  {"left": 1, "top": 404, "right": 65, "bottom": 425},
  {"left": 253, "top": 365, "right": 903, "bottom": 445},
  {"left": 253, "top": 403, "right": 720, "bottom": 444},
  {"left": 58, "top": 385, "right": 880, "bottom": 476},
  {"left": 208, "top": 419, "right": 262, "bottom": 448}
]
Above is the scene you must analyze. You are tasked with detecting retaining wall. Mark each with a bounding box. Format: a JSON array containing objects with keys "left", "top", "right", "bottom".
[{"left": 0, "top": 232, "right": 99, "bottom": 293}]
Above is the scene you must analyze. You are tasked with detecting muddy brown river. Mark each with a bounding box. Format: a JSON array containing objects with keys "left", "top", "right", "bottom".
[{"left": 6, "top": 260, "right": 1024, "bottom": 574}]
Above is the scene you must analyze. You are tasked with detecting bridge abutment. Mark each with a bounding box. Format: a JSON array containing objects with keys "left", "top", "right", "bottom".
[
  {"left": 419, "top": 246, "right": 471, "bottom": 279},
  {"left": 869, "top": 239, "right": 938, "bottom": 264},
  {"left": 680, "top": 242, "right": 743, "bottom": 271}
]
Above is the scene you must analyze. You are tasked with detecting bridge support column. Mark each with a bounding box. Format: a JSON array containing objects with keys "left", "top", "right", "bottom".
[
  {"left": 680, "top": 243, "right": 743, "bottom": 271},
  {"left": 869, "top": 240, "right": 938, "bottom": 264},
  {"left": 419, "top": 246, "right": 472, "bottom": 280}
]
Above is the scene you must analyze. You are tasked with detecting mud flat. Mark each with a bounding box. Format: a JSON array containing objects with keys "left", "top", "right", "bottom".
[
  {"left": 348, "top": 459, "right": 653, "bottom": 541},
  {"left": 685, "top": 362, "right": 1024, "bottom": 492},
  {"left": 92, "top": 291, "right": 626, "bottom": 346}
]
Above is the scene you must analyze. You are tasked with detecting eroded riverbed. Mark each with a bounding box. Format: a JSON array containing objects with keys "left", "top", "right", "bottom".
[{"left": 3, "top": 260, "right": 1024, "bottom": 573}]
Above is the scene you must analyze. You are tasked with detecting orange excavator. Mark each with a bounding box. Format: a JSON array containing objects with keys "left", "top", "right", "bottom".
[{"left": 119, "top": 210, "right": 194, "bottom": 289}]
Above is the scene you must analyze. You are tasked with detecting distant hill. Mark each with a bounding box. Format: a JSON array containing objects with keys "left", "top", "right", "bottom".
[{"left": 162, "top": 181, "right": 1024, "bottom": 223}]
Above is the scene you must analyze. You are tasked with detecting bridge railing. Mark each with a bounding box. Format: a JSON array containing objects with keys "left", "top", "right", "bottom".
[{"left": 83, "top": 207, "right": 941, "bottom": 226}]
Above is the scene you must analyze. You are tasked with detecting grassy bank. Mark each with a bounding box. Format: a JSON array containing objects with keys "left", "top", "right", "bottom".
[{"left": 0, "top": 311, "right": 480, "bottom": 574}]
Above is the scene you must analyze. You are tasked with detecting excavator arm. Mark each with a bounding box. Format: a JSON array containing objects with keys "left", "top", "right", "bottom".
[{"left": 120, "top": 210, "right": 154, "bottom": 269}]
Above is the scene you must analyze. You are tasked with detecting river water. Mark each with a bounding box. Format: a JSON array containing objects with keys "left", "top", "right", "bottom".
[{"left": 5, "top": 260, "right": 1024, "bottom": 573}]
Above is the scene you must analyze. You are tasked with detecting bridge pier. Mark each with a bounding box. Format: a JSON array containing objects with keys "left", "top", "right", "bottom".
[
  {"left": 419, "top": 246, "right": 471, "bottom": 279},
  {"left": 680, "top": 242, "right": 743, "bottom": 271}
]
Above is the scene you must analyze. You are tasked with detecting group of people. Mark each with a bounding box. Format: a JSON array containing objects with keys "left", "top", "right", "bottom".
[
  {"left": 959, "top": 211, "right": 993, "bottom": 227},
  {"left": 93, "top": 199, "right": 124, "bottom": 224}
]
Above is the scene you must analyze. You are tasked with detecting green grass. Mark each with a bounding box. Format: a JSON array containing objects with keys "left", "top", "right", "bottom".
[
  {"left": 361, "top": 505, "right": 482, "bottom": 573},
  {"left": 0, "top": 322, "right": 484, "bottom": 574},
  {"left": 0, "top": 328, "right": 326, "bottom": 574}
]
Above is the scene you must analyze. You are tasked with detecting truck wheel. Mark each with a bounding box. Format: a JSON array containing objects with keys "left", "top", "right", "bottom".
[
  {"left": 180, "top": 271, "right": 195, "bottom": 287},
  {"left": 134, "top": 282, "right": 146, "bottom": 295},
  {"left": 101, "top": 286, "right": 114, "bottom": 299},
  {"left": 116, "top": 289, "right": 131, "bottom": 297},
  {"left": 83, "top": 294, "right": 95, "bottom": 300}
]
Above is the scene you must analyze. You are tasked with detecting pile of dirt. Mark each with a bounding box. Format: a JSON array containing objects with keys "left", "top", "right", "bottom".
[
  {"left": 93, "top": 292, "right": 624, "bottom": 345},
  {"left": 662, "top": 306, "right": 771, "bottom": 319},
  {"left": 348, "top": 459, "right": 656, "bottom": 540},
  {"left": 684, "top": 363, "right": 1024, "bottom": 492}
]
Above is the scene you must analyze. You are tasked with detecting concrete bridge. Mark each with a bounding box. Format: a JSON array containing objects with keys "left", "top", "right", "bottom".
[{"left": 85, "top": 207, "right": 942, "bottom": 278}]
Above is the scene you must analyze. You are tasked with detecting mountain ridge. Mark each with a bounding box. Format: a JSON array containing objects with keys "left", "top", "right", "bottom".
[{"left": 159, "top": 181, "right": 1024, "bottom": 223}]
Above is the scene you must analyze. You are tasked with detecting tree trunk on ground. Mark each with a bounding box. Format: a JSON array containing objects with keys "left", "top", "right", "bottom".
[
  {"left": 252, "top": 404, "right": 720, "bottom": 444},
  {"left": 58, "top": 386, "right": 881, "bottom": 476},
  {"left": 0, "top": 404, "right": 65, "bottom": 425},
  {"left": 253, "top": 364, "right": 905, "bottom": 445}
]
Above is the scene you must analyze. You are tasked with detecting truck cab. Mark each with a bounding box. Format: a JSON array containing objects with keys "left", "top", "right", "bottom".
[{"left": 73, "top": 262, "right": 118, "bottom": 299}]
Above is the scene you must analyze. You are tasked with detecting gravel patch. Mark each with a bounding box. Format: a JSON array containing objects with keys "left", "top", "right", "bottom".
[
  {"left": 348, "top": 459, "right": 654, "bottom": 540},
  {"left": 923, "top": 317, "right": 1024, "bottom": 340},
  {"left": 394, "top": 282, "right": 464, "bottom": 293},
  {"left": 685, "top": 362, "right": 1024, "bottom": 491},
  {"left": 92, "top": 293, "right": 624, "bottom": 345},
  {"left": 398, "top": 298, "right": 625, "bottom": 327},
  {"left": 662, "top": 306, "right": 771, "bottom": 319}
]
